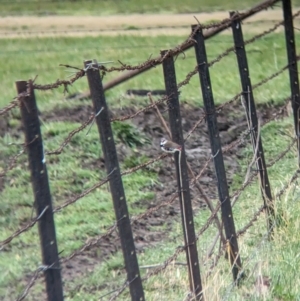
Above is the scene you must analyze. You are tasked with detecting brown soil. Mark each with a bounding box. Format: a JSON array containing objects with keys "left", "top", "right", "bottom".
[
  {"left": 42, "top": 100, "right": 287, "bottom": 289},
  {"left": 0, "top": 6, "right": 294, "bottom": 298},
  {"left": 3, "top": 98, "right": 288, "bottom": 299},
  {"left": 0, "top": 9, "right": 299, "bottom": 38}
]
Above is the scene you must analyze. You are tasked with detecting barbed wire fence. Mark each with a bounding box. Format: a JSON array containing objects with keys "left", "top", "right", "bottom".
[{"left": 0, "top": 0, "right": 300, "bottom": 300}]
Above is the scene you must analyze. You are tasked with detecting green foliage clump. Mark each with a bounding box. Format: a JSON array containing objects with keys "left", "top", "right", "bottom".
[{"left": 112, "top": 121, "right": 150, "bottom": 148}]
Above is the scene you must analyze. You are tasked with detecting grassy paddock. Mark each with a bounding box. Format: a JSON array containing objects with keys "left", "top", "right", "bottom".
[
  {"left": 0, "top": 30, "right": 295, "bottom": 110},
  {"left": 0, "top": 29, "right": 300, "bottom": 300},
  {"left": 1, "top": 0, "right": 299, "bottom": 16}
]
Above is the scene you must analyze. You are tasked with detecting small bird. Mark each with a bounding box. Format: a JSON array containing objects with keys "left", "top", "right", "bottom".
[{"left": 160, "top": 137, "right": 182, "bottom": 153}]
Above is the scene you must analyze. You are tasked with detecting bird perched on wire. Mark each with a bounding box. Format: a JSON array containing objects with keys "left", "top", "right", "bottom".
[{"left": 160, "top": 137, "right": 182, "bottom": 153}]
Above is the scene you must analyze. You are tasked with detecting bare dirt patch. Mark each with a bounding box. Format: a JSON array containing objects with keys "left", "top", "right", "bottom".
[
  {"left": 5, "top": 98, "right": 288, "bottom": 300},
  {"left": 1, "top": 9, "right": 299, "bottom": 38},
  {"left": 41, "top": 100, "right": 287, "bottom": 295}
]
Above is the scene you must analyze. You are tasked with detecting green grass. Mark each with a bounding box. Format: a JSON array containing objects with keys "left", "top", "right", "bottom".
[
  {"left": 0, "top": 31, "right": 295, "bottom": 111},
  {"left": 1, "top": 28, "right": 300, "bottom": 300},
  {"left": 0, "top": 0, "right": 298, "bottom": 16}
]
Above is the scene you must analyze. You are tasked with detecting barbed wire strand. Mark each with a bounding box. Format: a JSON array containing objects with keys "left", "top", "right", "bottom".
[
  {"left": 60, "top": 193, "right": 178, "bottom": 264},
  {"left": 45, "top": 115, "right": 94, "bottom": 155},
  {"left": 275, "top": 168, "right": 299, "bottom": 200},
  {"left": 2, "top": 2, "right": 297, "bottom": 299},
  {"left": 70, "top": 105, "right": 291, "bottom": 299},
  {"left": 0, "top": 99, "right": 18, "bottom": 116},
  {"left": 111, "top": 13, "right": 295, "bottom": 124},
  {"left": 0, "top": 0, "right": 288, "bottom": 120},
  {"left": 0, "top": 55, "right": 290, "bottom": 183},
  {"left": 106, "top": 130, "right": 294, "bottom": 299},
  {"left": 0, "top": 206, "right": 49, "bottom": 250},
  {"left": 16, "top": 269, "right": 41, "bottom": 301},
  {"left": 0, "top": 14, "right": 294, "bottom": 161},
  {"left": 206, "top": 136, "right": 298, "bottom": 279},
  {"left": 108, "top": 202, "right": 222, "bottom": 301},
  {"left": 0, "top": 149, "right": 25, "bottom": 178},
  {"left": 0, "top": 99, "right": 288, "bottom": 254},
  {"left": 109, "top": 169, "right": 264, "bottom": 301},
  {"left": 107, "top": 112, "right": 295, "bottom": 300},
  {"left": 12, "top": 192, "right": 179, "bottom": 301},
  {"left": 10, "top": 101, "right": 291, "bottom": 301},
  {"left": 37, "top": 69, "right": 289, "bottom": 177}
]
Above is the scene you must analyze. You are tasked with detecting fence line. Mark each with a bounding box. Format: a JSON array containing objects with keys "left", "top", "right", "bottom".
[
  {"left": 0, "top": 1, "right": 298, "bottom": 300},
  {"left": 1, "top": 13, "right": 298, "bottom": 126},
  {"left": 0, "top": 100, "right": 288, "bottom": 251},
  {"left": 0, "top": 59, "right": 288, "bottom": 182},
  {"left": 11, "top": 121, "right": 296, "bottom": 300},
  {"left": 0, "top": 0, "right": 281, "bottom": 113},
  {"left": 109, "top": 145, "right": 299, "bottom": 300},
  {"left": 0, "top": 95, "right": 289, "bottom": 264},
  {"left": 95, "top": 0, "right": 282, "bottom": 94},
  {"left": 1, "top": 7, "right": 298, "bottom": 122}
]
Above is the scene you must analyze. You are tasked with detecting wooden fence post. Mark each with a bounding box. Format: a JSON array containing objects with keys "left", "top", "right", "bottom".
[
  {"left": 16, "top": 80, "right": 64, "bottom": 301},
  {"left": 161, "top": 50, "right": 204, "bottom": 300},
  {"left": 282, "top": 0, "right": 300, "bottom": 165},
  {"left": 84, "top": 60, "right": 145, "bottom": 301},
  {"left": 230, "top": 12, "right": 274, "bottom": 235},
  {"left": 192, "top": 26, "right": 242, "bottom": 282}
]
